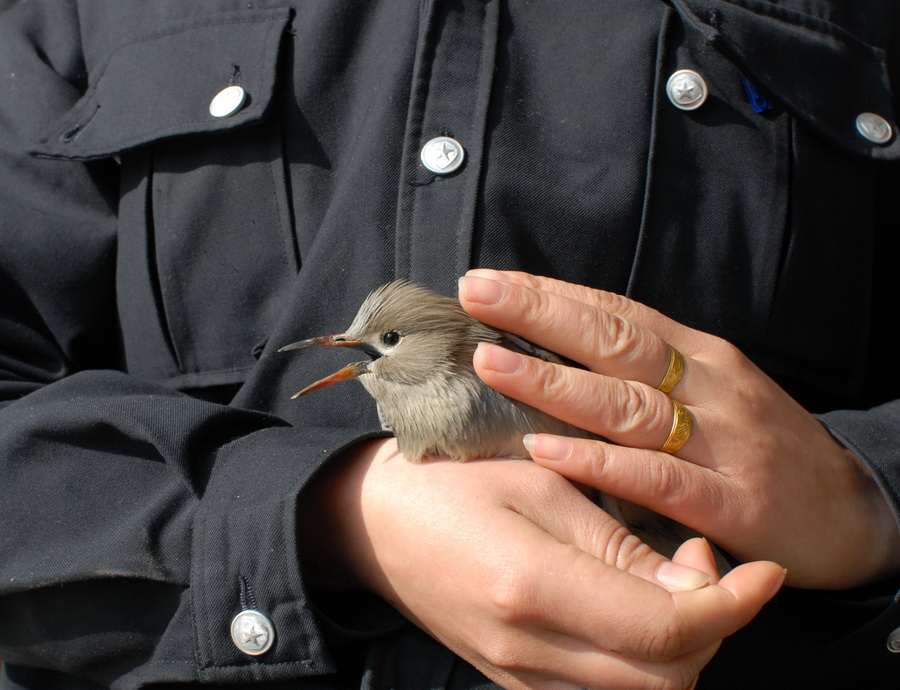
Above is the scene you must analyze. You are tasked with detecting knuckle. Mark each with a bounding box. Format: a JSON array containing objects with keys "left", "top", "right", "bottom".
[
  {"left": 519, "top": 283, "right": 554, "bottom": 326},
  {"left": 527, "top": 357, "right": 569, "bottom": 400},
  {"left": 711, "top": 335, "right": 743, "bottom": 365},
  {"left": 484, "top": 568, "right": 536, "bottom": 626},
  {"left": 580, "top": 441, "right": 613, "bottom": 485},
  {"left": 576, "top": 305, "right": 645, "bottom": 369},
  {"left": 707, "top": 336, "right": 758, "bottom": 385},
  {"left": 650, "top": 457, "right": 683, "bottom": 497},
  {"left": 589, "top": 509, "right": 653, "bottom": 572},
  {"left": 512, "top": 271, "right": 542, "bottom": 290},
  {"left": 594, "top": 289, "right": 635, "bottom": 318},
  {"left": 603, "top": 313, "right": 645, "bottom": 362},
  {"left": 479, "top": 636, "right": 529, "bottom": 672},
  {"left": 639, "top": 615, "right": 685, "bottom": 661},
  {"left": 611, "top": 383, "right": 668, "bottom": 435},
  {"left": 605, "top": 522, "right": 652, "bottom": 569}
]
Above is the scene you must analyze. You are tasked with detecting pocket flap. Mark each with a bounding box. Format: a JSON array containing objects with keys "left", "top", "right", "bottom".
[
  {"left": 31, "top": 8, "right": 291, "bottom": 161},
  {"left": 672, "top": 0, "right": 900, "bottom": 159}
]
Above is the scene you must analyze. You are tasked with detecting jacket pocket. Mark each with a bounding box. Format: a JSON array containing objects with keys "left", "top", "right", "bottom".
[
  {"left": 633, "top": 0, "right": 894, "bottom": 404},
  {"left": 32, "top": 8, "right": 298, "bottom": 389},
  {"left": 670, "top": 0, "right": 899, "bottom": 160}
]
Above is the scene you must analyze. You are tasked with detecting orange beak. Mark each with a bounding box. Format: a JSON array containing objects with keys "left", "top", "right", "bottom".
[
  {"left": 287, "top": 360, "right": 371, "bottom": 399},
  {"left": 279, "top": 334, "right": 372, "bottom": 399}
]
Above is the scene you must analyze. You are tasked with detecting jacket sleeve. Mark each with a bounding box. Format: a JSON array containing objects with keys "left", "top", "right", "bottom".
[
  {"left": 0, "top": 5, "right": 372, "bottom": 686},
  {"left": 819, "top": 86, "right": 900, "bottom": 558}
]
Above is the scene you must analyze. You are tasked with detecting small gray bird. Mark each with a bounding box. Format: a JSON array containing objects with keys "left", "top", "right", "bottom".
[
  {"left": 279, "top": 280, "right": 596, "bottom": 462},
  {"left": 280, "top": 280, "right": 714, "bottom": 567}
]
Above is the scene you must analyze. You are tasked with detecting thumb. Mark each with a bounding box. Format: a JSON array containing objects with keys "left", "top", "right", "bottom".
[
  {"left": 718, "top": 560, "right": 787, "bottom": 607},
  {"left": 654, "top": 560, "right": 786, "bottom": 656},
  {"left": 649, "top": 538, "right": 722, "bottom": 592},
  {"left": 671, "top": 536, "right": 723, "bottom": 583}
]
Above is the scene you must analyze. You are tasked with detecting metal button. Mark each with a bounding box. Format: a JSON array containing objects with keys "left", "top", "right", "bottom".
[
  {"left": 230, "top": 609, "right": 275, "bottom": 656},
  {"left": 887, "top": 627, "right": 900, "bottom": 653},
  {"left": 420, "top": 136, "right": 466, "bottom": 175},
  {"left": 856, "top": 112, "right": 893, "bottom": 145},
  {"left": 209, "top": 85, "right": 247, "bottom": 118},
  {"left": 666, "top": 70, "right": 708, "bottom": 111}
]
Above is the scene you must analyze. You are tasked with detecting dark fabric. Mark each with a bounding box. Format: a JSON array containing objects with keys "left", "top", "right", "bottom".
[{"left": 1, "top": 0, "right": 900, "bottom": 687}]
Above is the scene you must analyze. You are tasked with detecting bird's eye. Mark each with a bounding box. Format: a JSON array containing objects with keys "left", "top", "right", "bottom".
[{"left": 381, "top": 330, "right": 402, "bottom": 347}]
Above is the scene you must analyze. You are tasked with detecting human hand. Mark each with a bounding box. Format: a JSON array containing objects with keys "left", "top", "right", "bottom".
[
  {"left": 303, "top": 437, "right": 784, "bottom": 690},
  {"left": 459, "top": 270, "right": 900, "bottom": 589}
]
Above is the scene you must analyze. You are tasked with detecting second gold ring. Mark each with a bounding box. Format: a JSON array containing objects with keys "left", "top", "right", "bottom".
[{"left": 659, "top": 399, "right": 692, "bottom": 454}]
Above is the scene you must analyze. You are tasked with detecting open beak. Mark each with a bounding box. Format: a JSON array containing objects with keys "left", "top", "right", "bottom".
[
  {"left": 279, "top": 334, "right": 371, "bottom": 398},
  {"left": 289, "top": 360, "right": 371, "bottom": 399},
  {"left": 278, "top": 334, "right": 362, "bottom": 351}
]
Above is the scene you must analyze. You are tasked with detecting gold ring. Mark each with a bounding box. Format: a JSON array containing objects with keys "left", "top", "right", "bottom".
[
  {"left": 660, "top": 399, "right": 692, "bottom": 454},
  {"left": 657, "top": 345, "right": 685, "bottom": 394}
]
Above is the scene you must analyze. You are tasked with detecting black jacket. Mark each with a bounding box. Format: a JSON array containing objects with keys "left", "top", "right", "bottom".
[{"left": 2, "top": 0, "right": 900, "bottom": 687}]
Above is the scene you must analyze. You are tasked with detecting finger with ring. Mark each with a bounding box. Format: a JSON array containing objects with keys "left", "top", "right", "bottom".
[
  {"left": 659, "top": 399, "right": 692, "bottom": 454},
  {"left": 657, "top": 345, "right": 685, "bottom": 394}
]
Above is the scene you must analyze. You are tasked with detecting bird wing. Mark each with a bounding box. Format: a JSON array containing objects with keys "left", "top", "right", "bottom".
[
  {"left": 497, "top": 330, "right": 579, "bottom": 367},
  {"left": 498, "top": 330, "right": 562, "bottom": 363}
]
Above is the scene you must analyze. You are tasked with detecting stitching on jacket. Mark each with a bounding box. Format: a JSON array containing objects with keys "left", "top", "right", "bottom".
[
  {"left": 198, "top": 659, "right": 315, "bottom": 669},
  {"left": 238, "top": 574, "right": 257, "bottom": 611},
  {"left": 261, "top": 114, "right": 291, "bottom": 272}
]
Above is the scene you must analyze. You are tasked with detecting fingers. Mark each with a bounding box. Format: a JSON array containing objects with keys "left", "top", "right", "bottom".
[
  {"left": 524, "top": 434, "right": 722, "bottom": 525},
  {"left": 467, "top": 626, "right": 717, "bottom": 690},
  {"left": 492, "top": 511, "right": 784, "bottom": 661},
  {"left": 452, "top": 505, "right": 782, "bottom": 687},
  {"left": 474, "top": 341, "right": 700, "bottom": 456},
  {"left": 460, "top": 274, "right": 678, "bottom": 391},
  {"left": 463, "top": 268, "right": 701, "bottom": 355},
  {"left": 504, "top": 469, "right": 713, "bottom": 593},
  {"left": 353, "top": 446, "right": 784, "bottom": 689}
]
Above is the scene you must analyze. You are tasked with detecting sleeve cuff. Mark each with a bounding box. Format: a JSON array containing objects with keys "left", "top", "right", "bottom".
[{"left": 157, "top": 426, "right": 385, "bottom": 684}]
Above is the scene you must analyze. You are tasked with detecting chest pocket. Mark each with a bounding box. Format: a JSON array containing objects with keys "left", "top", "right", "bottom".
[
  {"left": 634, "top": 0, "right": 898, "bottom": 405},
  {"left": 31, "top": 8, "right": 297, "bottom": 390}
]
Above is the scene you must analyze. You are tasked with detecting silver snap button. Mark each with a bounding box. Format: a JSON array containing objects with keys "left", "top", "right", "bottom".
[
  {"left": 420, "top": 136, "right": 466, "bottom": 175},
  {"left": 666, "top": 70, "right": 708, "bottom": 111},
  {"left": 887, "top": 627, "right": 900, "bottom": 653},
  {"left": 856, "top": 112, "right": 893, "bottom": 145},
  {"left": 230, "top": 609, "right": 275, "bottom": 656},
  {"left": 209, "top": 85, "right": 247, "bottom": 118}
]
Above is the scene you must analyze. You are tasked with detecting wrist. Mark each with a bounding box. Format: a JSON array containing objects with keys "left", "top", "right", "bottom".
[
  {"left": 809, "top": 448, "right": 900, "bottom": 590},
  {"left": 296, "top": 437, "right": 397, "bottom": 591},
  {"left": 853, "top": 453, "right": 900, "bottom": 585}
]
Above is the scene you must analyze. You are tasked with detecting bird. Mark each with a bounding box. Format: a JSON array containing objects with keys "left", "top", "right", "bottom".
[
  {"left": 279, "top": 280, "right": 597, "bottom": 462},
  {"left": 279, "top": 280, "right": 714, "bottom": 566}
]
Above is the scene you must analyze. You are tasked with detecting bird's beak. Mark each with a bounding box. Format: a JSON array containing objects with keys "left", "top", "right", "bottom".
[
  {"left": 278, "top": 334, "right": 362, "bottom": 351},
  {"left": 279, "top": 334, "right": 371, "bottom": 399},
  {"left": 289, "top": 360, "right": 371, "bottom": 398}
]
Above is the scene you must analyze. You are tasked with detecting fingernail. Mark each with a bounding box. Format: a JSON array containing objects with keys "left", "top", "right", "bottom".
[
  {"left": 768, "top": 568, "right": 788, "bottom": 600},
  {"left": 465, "top": 268, "right": 514, "bottom": 282},
  {"left": 523, "top": 434, "right": 572, "bottom": 461},
  {"left": 476, "top": 342, "right": 524, "bottom": 373},
  {"left": 459, "top": 275, "right": 507, "bottom": 305},
  {"left": 656, "top": 561, "right": 712, "bottom": 591}
]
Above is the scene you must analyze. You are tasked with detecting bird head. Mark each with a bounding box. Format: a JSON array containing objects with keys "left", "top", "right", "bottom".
[{"left": 279, "top": 280, "right": 499, "bottom": 399}]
